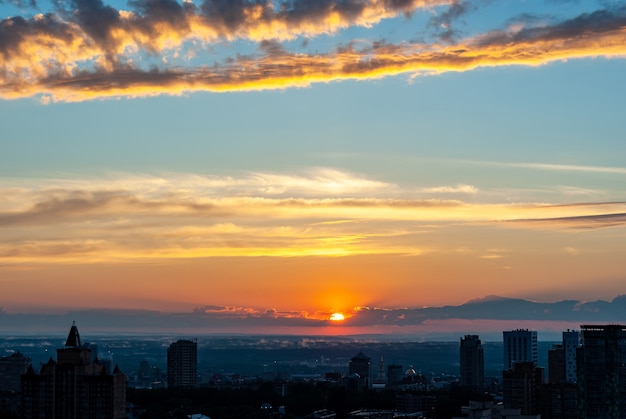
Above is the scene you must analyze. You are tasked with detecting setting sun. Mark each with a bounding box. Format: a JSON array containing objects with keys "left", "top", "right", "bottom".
[{"left": 329, "top": 313, "right": 345, "bottom": 322}]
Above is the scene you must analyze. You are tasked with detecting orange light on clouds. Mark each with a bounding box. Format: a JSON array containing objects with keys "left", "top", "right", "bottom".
[{"left": 1, "top": 2, "right": 626, "bottom": 102}]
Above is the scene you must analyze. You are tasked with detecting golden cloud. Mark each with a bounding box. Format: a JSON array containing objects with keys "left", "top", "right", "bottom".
[{"left": 1, "top": 4, "right": 625, "bottom": 101}]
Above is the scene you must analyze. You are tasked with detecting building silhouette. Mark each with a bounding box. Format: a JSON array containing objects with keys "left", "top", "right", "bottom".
[
  {"left": 548, "top": 330, "right": 580, "bottom": 386},
  {"left": 503, "top": 329, "right": 537, "bottom": 370},
  {"left": 373, "top": 355, "right": 386, "bottom": 388},
  {"left": 548, "top": 344, "right": 565, "bottom": 385},
  {"left": 459, "top": 335, "right": 484, "bottom": 391},
  {"left": 20, "top": 322, "right": 126, "bottom": 419},
  {"left": 502, "top": 361, "right": 544, "bottom": 415},
  {"left": 0, "top": 352, "right": 30, "bottom": 417},
  {"left": 386, "top": 364, "right": 403, "bottom": 387},
  {"left": 347, "top": 351, "right": 371, "bottom": 390},
  {"left": 578, "top": 324, "right": 626, "bottom": 418},
  {"left": 0, "top": 352, "right": 30, "bottom": 392},
  {"left": 167, "top": 339, "right": 198, "bottom": 388},
  {"left": 562, "top": 329, "right": 579, "bottom": 383}
]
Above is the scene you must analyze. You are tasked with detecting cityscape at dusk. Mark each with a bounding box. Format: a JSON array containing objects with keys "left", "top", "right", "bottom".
[{"left": 1, "top": 0, "right": 626, "bottom": 335}]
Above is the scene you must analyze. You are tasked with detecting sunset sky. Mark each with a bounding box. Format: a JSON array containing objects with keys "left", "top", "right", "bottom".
[{"left": 1, "top": 0, "right": 626, "bottom": 333}]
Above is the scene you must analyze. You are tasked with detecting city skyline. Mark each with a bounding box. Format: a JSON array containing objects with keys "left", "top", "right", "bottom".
[{"left": 1, "top": 0, "right": 626, "bottom": 333}]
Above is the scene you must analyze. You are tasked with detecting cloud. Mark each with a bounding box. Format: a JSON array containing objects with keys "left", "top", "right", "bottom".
[
  {"left": 420, "top": 184, "right": 478, "bottom": 194},
  {"left": 506, "top": 212, "right": 626, "bottom": 230},
  {"left": 1, "top": 4, "right": 625, "bottom": 101},
  {"left": 333, "top": 296, "right": 626, "bottom": 328},
  {"left": 483, "top": 161, "right": 626, "bottom": 175},
  {"left": 0, "top": 0, "right": 451, "bottom": 98},
  {"left": 0, "top": 0, "right": 37, "bottom": 8},
  {"left": 428, "top": 0, "right": 477, "bottom": 42},
  {"left": 1, "top": 172, "right": 625, "bottom": 263},
  {"left": 558, "top": 186, "right": 606, "bottom": 197},
  {"left": 1, "top": 295, "right": 626, "bottom": 334}
]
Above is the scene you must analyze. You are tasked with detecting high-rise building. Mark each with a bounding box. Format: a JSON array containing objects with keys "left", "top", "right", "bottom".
[
  {"left": 348, "top": 351, "right": 371, "bottom": 389},
  {"left": 548, "top": 330, "right": 580, "bottom": 386},
  {"left": 578, "top": 324, "right": 626, "bottom": 419},
  {"left": 502, "top": 361, "right": 544, "bottom": 415},
  {"left": 0, "top": 352, "right": 30, "bottom": 392},
  {"left": 387, "top": 364, "right": 403, "bottom": 387},
  {"left": 460, "top": 335, "right": 484, "bottom": 391},
  {"left": 562, "top": 329, "right": 579, "bottom": 383},
  {"left": 503, "top": 329, "right": 537, "bottom": 370},
  {"left": 548, "top": 344, "right": 565, "bottom": 384},
  {"left": 167, "top": 339, "right": 198, "bottom": 388},
  {"left": 20, "top": 322, "right": 126, "bottom": 419},
  {"left": 544, "top": 329, "right": 580, "bottom": 419}
]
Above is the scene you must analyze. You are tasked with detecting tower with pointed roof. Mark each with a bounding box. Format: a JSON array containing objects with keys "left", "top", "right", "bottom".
[{"left": 21, "top": 322, "right": 126, "bottom": 419}]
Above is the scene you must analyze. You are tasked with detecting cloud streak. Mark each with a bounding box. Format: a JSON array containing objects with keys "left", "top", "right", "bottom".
[
  {"left": 476, "top": 161, "right": 626, "bottom": 175},
  {"left": 506, "top": 212, "right": 626, "bottom": 230},
  {"left": 1, "top": 2, "right": 625, "bottom": 101},
  {"left": 1, "top": 171, "right": 626, "bottom": 263}
]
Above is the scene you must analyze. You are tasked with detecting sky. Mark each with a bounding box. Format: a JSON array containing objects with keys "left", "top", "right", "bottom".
[{"left": 1, "top": 0, "right": 626, "bottom": 334}]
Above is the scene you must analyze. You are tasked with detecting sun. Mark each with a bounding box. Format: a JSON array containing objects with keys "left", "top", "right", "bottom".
[{"left": 329, "top": 312, "right": 345, "bottom": 322}]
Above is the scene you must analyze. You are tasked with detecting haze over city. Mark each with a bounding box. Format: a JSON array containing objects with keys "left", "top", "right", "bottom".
[{"left": 1, "top": 0, "right": 625, "bottom": 335}]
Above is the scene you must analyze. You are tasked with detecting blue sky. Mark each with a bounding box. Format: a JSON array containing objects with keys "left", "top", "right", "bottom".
[{"left": 3, "top": 59, "right": 625, "bottom": 178}]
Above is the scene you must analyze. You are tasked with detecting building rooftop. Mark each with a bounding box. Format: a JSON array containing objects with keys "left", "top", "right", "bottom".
[{"left": 65, "top": 321, "right": 82, "bottom": 348}]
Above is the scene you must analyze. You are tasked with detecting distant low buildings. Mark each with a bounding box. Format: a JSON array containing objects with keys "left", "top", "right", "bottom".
[{"left": 129, "top": 358, "right": 167, "bottom": 389}]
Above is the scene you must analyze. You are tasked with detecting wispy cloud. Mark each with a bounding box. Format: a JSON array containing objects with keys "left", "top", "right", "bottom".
[
  {"left": 420, "top": 184, "right": 478, "bottom": 194},
  {"left": 1, "top": 2, "right": 625, "bottom": 101},
  {"left": 1, "top": 171, "right": 626, "bottom": 263},
  {"left": 505, "top": 212, "right": 626, "bottom": 230},
  {"left": 483, "top": 161, "right": 626, "bottom": 175},
  {"left": 427, "top": 0, "right": 477, "bottom": 42}
]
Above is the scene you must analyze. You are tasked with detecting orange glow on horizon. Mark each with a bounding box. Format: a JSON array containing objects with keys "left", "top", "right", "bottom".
[{"left": 329, "top": 312, "right": 345, "bottom": 321}]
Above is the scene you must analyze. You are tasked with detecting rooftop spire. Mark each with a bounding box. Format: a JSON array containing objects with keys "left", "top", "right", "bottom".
[{"left": 65, "top": 321, "right": 82, "bottom": 347}]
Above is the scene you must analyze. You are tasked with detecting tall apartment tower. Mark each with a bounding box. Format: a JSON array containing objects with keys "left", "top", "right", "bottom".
[
  {"left": 548, "top": 330, "right": 580, "bottom": 385},
  {"left": 20, "top": 322, "right": 126, "bottom": 419},
  {"left": 460, "top": 335, "right": 484, "bottom": 391},
  {"left": 502, "top": 361, "right": 544, "bottom": 415},
  {"left": 167, "top": 339, "right": 198, "bottom": 388},
  {"left": 579, "top": 325, "right": 626, "bottom": 419},
  {"left": 548, "top": 344, "right": 565, "bottom": 384},
  {"left": 503, "top": 329, "right": 537, "bottom": 370},
  {"left": 0, "top": 352, "right": 30, "bottom": 392},
  {"left": 562, "top": 329, "right": 579, "bottom": 383}
]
